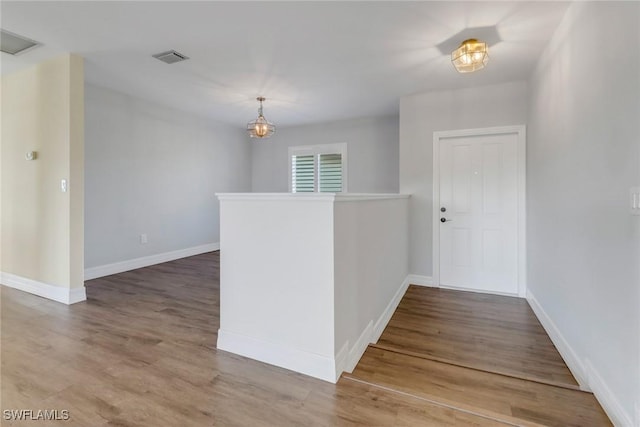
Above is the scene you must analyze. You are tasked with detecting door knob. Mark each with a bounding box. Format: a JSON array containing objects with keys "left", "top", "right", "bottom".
[{"left": 441, "top": 218, "right": 447, "bottom": 223}]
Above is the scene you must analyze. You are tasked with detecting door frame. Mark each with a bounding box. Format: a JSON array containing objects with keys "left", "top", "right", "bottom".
[{"left": 432, "top": 125, "right": 527, "bottom": 297}]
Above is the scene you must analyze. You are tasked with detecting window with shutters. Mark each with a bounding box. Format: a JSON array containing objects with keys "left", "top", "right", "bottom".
[{"left": 289, "top": 143, "right": 347, "bottom": 193}]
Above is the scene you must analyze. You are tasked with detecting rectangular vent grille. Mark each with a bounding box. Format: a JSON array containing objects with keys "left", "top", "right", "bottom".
[
  {"left": 1, "top": 29, "right": 40, "bottom": 55},
  {"left": 152, "top": 50, "right": 189, "bottom": 64}
]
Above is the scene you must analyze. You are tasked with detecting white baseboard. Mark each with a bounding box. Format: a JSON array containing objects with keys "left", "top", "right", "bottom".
[
  {"left": 217, "top": 329, "right": 339, "bottom": 383},
  {"left": 84, "top": 242, "right": 220, "bottom": 280},
  {"left": 334, "top": 341, "right": 350, "bottom": 379},
  {"left": 528, "top": 290, "right": 635, "bottom": 425},
  {"left": 585, "top": 360, "right": 634, "bottom": 427},
  {"left": 406, "top": 274, "right": 434, "bottom": 287},
  {"left": 344, "top": 320, "right": 374, "bottom": 374},
  {"left": 0, "top": 272, "right": 86, "bottom": 305},
  {"left": 340, "top": 276, "right": 411, "bottom": 377},
  {"left": 441, "top": 283, "right": 520, "bottom": 298},
  {"left": 372, "top": 276, "right": 411, "bottom": 342},
  {"left": 526, "top": 289, "right": 589, "bottom": 390},
  {"left": 219, "top": 275, "right": 411, "bottom": 384}
]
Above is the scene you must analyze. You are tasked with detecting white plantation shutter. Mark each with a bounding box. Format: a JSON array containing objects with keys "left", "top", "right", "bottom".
[
  {"left": 289, "top": 143, "right": 347, "bottom": 193},
  {"left": 319, "top": 153, "right": 342, "bottom": 192},
  {"left": 292, "top": 155, "right": 315, "bottom": 193}
]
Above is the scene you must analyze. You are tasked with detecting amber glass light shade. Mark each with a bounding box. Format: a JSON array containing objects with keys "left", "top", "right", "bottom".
[{"left": 452, "top": 39, "right": 489, "bottom": 73}]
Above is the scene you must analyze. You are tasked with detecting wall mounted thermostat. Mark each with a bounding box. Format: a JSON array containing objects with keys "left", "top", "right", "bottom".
[{"left": 25, "top": 151, "right": 37, "bottom": 160}]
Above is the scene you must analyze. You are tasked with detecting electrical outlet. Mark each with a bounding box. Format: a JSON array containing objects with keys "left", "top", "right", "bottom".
[
  {"left": 140, "top": 233, "right": 148, "bottom": 244},
  {"left": 631, "top": 187, "right": 640, "bottom": 216}
]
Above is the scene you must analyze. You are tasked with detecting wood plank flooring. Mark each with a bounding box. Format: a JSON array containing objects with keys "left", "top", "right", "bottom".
[
  {"left": 1, "top": 252, "right": 512, "bottom": 426},
  {"left": 347, "top": 285, "right": 611, "bottom": 427},
  {"left": 375, "top": 286, "right": 578, "bottom": 388},
  {"left": 345, "top": 347, "right": 609, "bottom": 427}
]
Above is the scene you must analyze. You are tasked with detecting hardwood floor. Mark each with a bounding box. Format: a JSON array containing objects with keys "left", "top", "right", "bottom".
[
  {"left": 376, "top": 286, "right": 578, "bottom": 388},
  {"left": 345, "top": 347, "right": 609, "bottom": 427},
  {"left": 2, "top": 253, "right": 502, "bottom": 426},
  {"left": 349, "top": 285, "right": 610, "bottom": 426},
  {"left": 1, "top": 253, "right": 611, "bottom": 426}
]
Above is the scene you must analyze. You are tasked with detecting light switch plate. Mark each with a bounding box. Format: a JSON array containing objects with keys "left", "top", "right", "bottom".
[
  {"left": 631, "top": 187, "right": 640, "bottom": 216},
  {"left": 60, "top": 179, "right": 67, "bottom": 193}
]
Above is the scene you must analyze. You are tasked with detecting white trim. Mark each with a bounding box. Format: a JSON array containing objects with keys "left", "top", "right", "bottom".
[
  {"left": 335, "top": 194, "right": 410, "bottom": 202},
  {"left": 528, "top": 289, "right": 633, "bottom": 426},
  {"left": 0, "top": 272, "right": 86, "bottom": 305},
  {"left": 584, "top": 359, "right": 634, "bottom": 427},
  {"left": 216, "top": 193, "right": 409, "bottom": 202},
  {"left": 217, "top": 329, "right": 340, "bottom": 383},
  {"left": 217, "top": 276, "right": 411, "bottom": 383},
  {"left": 84, "top": 242, "right": 219, "bottom": 280},
  {"left": 217, "top": 193, "right": 336, "bottom": 202},
  {"left": 371, "top": 276, "right": 411, "bottom": 343},
  {"left": 526, "top": 289, "right": 589, "bottom": 390},
  {"left": 340, "top": 275, "right": 411, "bottom": 379},
  {"left": 406, "top": 274, "right": 435, "bottom": 287},
  {"left": 432, "top": 125, "right": 527, "bottom": 297},
  {"left": 344, "top": 321, "right": 374, "bottom": 374},
  {"left": 440, "top": 284, "right": 518, "bottom": 298},
  {"left": 341, "top": 276, "right": 411, "bottom": 377},
  {"left": 334, "top": 341, "right": 350, "bottom": 379}
]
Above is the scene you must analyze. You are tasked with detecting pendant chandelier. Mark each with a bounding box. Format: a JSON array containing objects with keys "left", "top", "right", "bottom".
[
  {"left": 451, "top": 39, "right": 489, "bottom": 73},
  {"left": 246, "top": 96, "right": 276, "bottom": 139}
]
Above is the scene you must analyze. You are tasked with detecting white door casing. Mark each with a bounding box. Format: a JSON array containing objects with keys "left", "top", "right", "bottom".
[{"left": 432, "top": 126, "right": 526, "bottom": 297}]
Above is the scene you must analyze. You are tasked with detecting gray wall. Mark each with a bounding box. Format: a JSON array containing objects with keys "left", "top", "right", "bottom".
[
  {"left": 527, "top": 2, "right": 639, "bottom": 423},
  {"left": 85, "top": 84, "right": 251, "bottom": 268},
  {"left": 399, "top": 81, "right": 528, "bottom": 277},
  {"left": 251, "top": 115, "right": 399, "bottom": 193}
]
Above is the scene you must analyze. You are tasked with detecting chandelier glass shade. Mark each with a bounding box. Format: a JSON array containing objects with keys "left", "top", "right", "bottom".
[
  {"left": 451, "top": 39, "right": 489, "bottom": 73},
  {"left": 247, "top": 97, "right": 276, "bottom": 139}
]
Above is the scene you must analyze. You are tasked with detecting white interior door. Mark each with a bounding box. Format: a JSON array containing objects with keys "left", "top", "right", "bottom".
[{"left": 438, "top": 132, "right": 519, "bottom": 295}]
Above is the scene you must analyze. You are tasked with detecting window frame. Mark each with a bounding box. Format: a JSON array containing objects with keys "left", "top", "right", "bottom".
[{"left": 288, "top": 143, "right": 348, "bottom": 193}]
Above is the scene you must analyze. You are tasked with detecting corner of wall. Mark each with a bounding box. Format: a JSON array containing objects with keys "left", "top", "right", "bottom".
[
  {"left": 527, "top": 288, "right": 637, "bottom": 426},
  {"left": 526, "top": 289, "right": 589, "bottom": 389},
  {"left": 1, "top": 53, "right": 84, "bottom": 299}
]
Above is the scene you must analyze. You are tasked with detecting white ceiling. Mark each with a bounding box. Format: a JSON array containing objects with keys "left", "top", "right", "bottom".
[{"left": 1, "top": 1, "right": 570, "bottom": 128}]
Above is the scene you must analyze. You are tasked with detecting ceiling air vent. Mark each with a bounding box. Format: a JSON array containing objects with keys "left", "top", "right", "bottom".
[
  {"left": 1, "top": 29, "right": 40, "bottom": 55},
  {"left": 152, "top": 50, "right": 189, "bottom": 64}
]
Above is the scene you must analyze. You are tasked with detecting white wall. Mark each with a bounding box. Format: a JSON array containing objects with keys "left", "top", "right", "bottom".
[
  {"left": 333, "top": 196, "right": 409, "bottom": 373},
  {"left": 527, "top": 2, "right": 640, "bottom": 425},
  {"left": 216, "top": 193, "right": 409, "bottom": 383},
  {"left": 399, "top": 81, "right": 528, "bottom": 278},
  {"left": 251, "top": 115, "right": 399, "bottom": 193},
  {"left": 85, "top": 84, "right": 251, "bottom": 270},
  {"left": 1, "top": 54, "right": 86, "bottom": 304},
  {"left": 217, "top": 194, "right": 336, "bottom": 381}
]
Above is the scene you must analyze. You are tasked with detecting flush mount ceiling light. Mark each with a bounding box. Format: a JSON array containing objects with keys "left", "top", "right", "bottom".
[
  {"left": 1, "top": 29, "right": 40, "bottom": 55},
  {"left": 246, "top": 97, "right": 276, "bottom": 139},
  {"left": 451, "top": 39, "right": 488, "bottom": 73}
]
